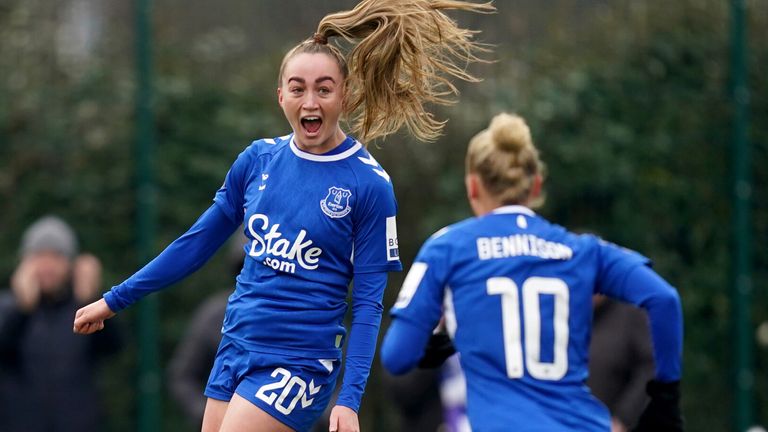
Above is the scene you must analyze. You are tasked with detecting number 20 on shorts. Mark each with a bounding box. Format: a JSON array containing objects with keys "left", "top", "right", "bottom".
[{"left": 255, "top": 368, "right": 321, "bottom": 415}]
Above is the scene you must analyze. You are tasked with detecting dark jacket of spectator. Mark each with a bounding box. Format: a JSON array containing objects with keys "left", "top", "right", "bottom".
[
  {"left": 168, "top": 290, "right": 229, "bottom": 424},
  {"left": 0, "top": 215, "right": 122, "bottom": 432},
  {"left": 0, "top": 286, "right": 122, "bottom": 431},
  {"left": 587, "top": 298, "right": 655, "bottom": 430}
]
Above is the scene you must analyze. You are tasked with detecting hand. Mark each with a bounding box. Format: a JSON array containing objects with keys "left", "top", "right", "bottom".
[
  {"left": 11, "top": 257, "right": 41, "bottom": 312},
  {"left": 417, "top": 332, "right": 456, "bottom": 368},
  {"left": 73, "top": 298, "right": 116, "bottom": 334},
  {"left": 633, "top": 380, "right": 683, "bottom": 432},
  {"left": 328, "top": 405, "right": 359, "bottom": 432},
  {"left": 73, "top": 254, "right": 103, "bottom": 304}
]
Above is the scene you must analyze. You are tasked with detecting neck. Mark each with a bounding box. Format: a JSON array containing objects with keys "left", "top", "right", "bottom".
[{"left": 471, "top": 196, "right": 502, "bottom": 216}]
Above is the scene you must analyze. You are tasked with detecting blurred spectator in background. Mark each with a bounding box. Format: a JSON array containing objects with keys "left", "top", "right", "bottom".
[
  {"left": 168, "top": 290, "right": 230, "bottom": 426},
  {"left": 0, "top": 215, "right": 122, "bottom": 432},
  {"left": 168, "top": 236, "right": 244, "bottom": 429},
  {"left": 382, "top": 368, "right": 443, "bottom": 432},
  {"left": 588, "top": 295, "right": 655, "bottom": 432},
  {"left": 439, "top": 354, "right": 470, "bottom": 432}
]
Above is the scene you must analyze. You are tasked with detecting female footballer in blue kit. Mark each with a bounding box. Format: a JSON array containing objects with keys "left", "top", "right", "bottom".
[
  {"left": 381, "top": 113, "right": 684, "bottom": 431},
  {"left": 72, "top": 1, "right": 494, "bottom": 431}
]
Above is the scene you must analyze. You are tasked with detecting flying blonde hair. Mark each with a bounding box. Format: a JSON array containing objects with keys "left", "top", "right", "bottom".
[
  {"left": 466, "top": 113, "right": 546, "bottom": 207},
  {"left": 278, "top": 0, "right": 495, "bottom": 143}
]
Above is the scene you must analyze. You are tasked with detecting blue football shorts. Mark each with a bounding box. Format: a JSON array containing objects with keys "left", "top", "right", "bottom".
[{"left": 204, "top": 335, "right": 341, "bottom": 432}]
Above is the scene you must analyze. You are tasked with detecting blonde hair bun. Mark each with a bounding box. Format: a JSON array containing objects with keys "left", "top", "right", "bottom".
[{"left": 489, "top": 113, "right": 532, "bottom": 153}]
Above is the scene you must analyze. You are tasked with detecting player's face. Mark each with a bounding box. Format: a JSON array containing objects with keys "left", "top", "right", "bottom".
[{"left": 278, "top": 53, "right": 346, "bottom": 154}]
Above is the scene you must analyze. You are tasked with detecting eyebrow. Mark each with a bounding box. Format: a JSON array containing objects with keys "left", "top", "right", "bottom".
[{"left": 286, "top": 76, "right": 336, "bottom": 85}]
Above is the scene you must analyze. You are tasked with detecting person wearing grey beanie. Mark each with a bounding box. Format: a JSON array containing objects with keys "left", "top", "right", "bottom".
[
  {"left": 12, "top": 215, "right": 98, "bottom": 310},
  {"left": 0, "top": 216, "right": 123, "bottom": 432},
  {"left": 19, "top": 215, "right": 79, "bottom": 261}
]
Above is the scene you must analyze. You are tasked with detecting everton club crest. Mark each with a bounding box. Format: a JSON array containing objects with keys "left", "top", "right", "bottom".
[{"left": 321, "top": 187, "right": 352, "bottom": 218}]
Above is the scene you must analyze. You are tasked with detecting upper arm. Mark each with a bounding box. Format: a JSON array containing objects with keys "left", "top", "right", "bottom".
[
  {"left": 621, "top": 265, "right": 683, "bottom": 381},
  {"left": 213, "top": 145, "right": 258, "bottom": 224},
  {"left": 381, "top": 237, "right": 453, "bottom": 374},
  {"left": 389, "top": 238, "right": 451, "bottom": 333},
  {"left": 350, "top": 272, "right": 387, "bottom": 325},
  {"left": 380, "top": 318, "right": 433, "bottom": 375},
  {"left": 351, "top": 177, "right": 402, "bottom": 274},
  {"left": 593, "top": 237, "right": 651, "bottom": 301}
]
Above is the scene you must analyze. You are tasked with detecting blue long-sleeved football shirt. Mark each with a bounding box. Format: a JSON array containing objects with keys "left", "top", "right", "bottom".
[
  {"left": 106, "top": 134, "right": 402, "bottom": 411},
  {"left": 381, "top": 205, "right": 682, "bottom": 431}
]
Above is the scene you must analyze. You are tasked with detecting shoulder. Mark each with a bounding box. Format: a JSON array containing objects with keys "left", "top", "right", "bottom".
[
  {"left": 535, "top": 226, "right": 608, "bottom": 263},
  {"left": 242, "top": 133, "right": 292, "bottom": 158},
  {"left": 342, "top": 145, "right": 397, "bottom": 209},
  {"left": 420, "top": 218, "right": 477, "bottom": 252},
  {"left": 408, "top": 219, "right": 477, "bottom": 270},
  {"left": 566, "top": 231, "right": 650, "bottom": 269},
  {"left": 525, "top": 216, "right": 580, "bottom": 243},
  {"left": 228, "top": 134, "right": 291, "bottom": 176},
  {"left": 529, "top": 218, "right": 602, "bottom": 253},
  {"left": 348, "top": 145, "right": 394, "bottom": 186}
]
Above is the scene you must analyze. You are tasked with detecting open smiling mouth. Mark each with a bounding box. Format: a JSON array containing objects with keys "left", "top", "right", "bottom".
[{"left": 301, "top": 116, "right": 322, "bottom": 134}]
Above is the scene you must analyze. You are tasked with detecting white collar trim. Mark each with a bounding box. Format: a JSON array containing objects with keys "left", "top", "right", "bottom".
[
  {"left": 289, "top": 137, "right": 362, "bottom": 162},
  {"left": 492, "top": 205, "right": 535, "bottom": 216}
]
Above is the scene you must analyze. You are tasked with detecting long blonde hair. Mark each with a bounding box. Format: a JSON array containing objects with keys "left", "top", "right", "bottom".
[
  {"left": 278, "top": 0, "right": 495, "bottom": 143},
  {"left": 466, "top": 113, "right": 545, "bottom": 207}
]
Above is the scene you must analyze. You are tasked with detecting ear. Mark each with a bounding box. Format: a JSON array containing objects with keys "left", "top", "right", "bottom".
[
  {"left": 277, "top": 87, "right": 284, "bottom": 107},
  {"left": 530, "top": 174, "right": 543, "bottom": 200},
  {"left": 465, "top": 173, "right": 488, "bottom": 217},
  {"left": 465, "top": 174, "right": 480, "bottom": 201}
]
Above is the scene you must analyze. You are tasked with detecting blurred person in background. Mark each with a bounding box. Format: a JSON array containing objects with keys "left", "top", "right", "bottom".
[
  {"left": 381, "top": 320, "right": 456, "bottom": 432},
  {"left": 381, "top": 113, "right": 684, "bottom": 431},
  {"left": 438, "top": 354, "right": 470, "bottom": 432},
  {"left": 73, "top": 1, "right": 495, "bottom": 431},
  {"left": 168, "top": 237, "right": 244, "bottom": 428},
  {"left": 588, "top": 296, "right": 655, "bottom": 432},
  {"left": 381, "top": 368, "right": 443, "bottom": 432},
  {"left": 0, "top": 215, "right": 122, "bottom": 432}
]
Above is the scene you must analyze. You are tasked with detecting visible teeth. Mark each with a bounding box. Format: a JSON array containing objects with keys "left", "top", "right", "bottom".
[{"left": 303, "top": 116, "right": 320, "bottom": 121}]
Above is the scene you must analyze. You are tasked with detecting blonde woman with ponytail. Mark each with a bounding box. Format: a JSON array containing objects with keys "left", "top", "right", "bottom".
[
  {"left": 382, "top": 114, "right": 684, "bottom": 431},
  {"left": 73, "top": 1, "right": 494, "bottom": 431}
]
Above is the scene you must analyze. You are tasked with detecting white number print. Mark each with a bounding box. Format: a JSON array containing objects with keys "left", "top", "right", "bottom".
[
  {"left": 255, "top": 368, "right": 322, "bottom": 415},
  {"left": 487, "top": 276, "right": 569, "bottom": 380}
]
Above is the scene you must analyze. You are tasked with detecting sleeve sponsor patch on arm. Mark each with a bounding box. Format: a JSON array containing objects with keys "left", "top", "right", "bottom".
[
  {"left": 386, "top": 216, "right": 399, "bottom": 261},
  {"left": 393, "top": 262, "right": 428, "bottom": 309}
]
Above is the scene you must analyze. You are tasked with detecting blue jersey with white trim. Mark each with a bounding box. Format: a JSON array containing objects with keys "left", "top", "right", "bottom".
[
  {"left": 391, "top": 205, "right": 653, "bottom": 431},
  {"left": 216, "top": 134, "right": 401, "bottom": 358}
]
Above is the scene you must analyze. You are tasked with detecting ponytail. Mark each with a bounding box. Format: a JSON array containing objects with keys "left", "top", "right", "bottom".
[{"left": 280, "top": 0, "right": 495, "bottom": 143}]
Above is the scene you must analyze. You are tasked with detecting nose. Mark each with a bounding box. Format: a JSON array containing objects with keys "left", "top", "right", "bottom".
[{"left": 302, "top": 93, "right": 319, "bottom": 110}]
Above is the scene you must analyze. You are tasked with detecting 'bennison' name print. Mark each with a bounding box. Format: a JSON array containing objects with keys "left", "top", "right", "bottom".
[{"left": 476, "top": 234, "right": 573, "bottom": 261}]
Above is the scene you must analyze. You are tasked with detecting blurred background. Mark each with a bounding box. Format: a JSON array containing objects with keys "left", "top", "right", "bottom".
[{"left": 0, "top": 0, "right": 766, "bottom": 431}]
